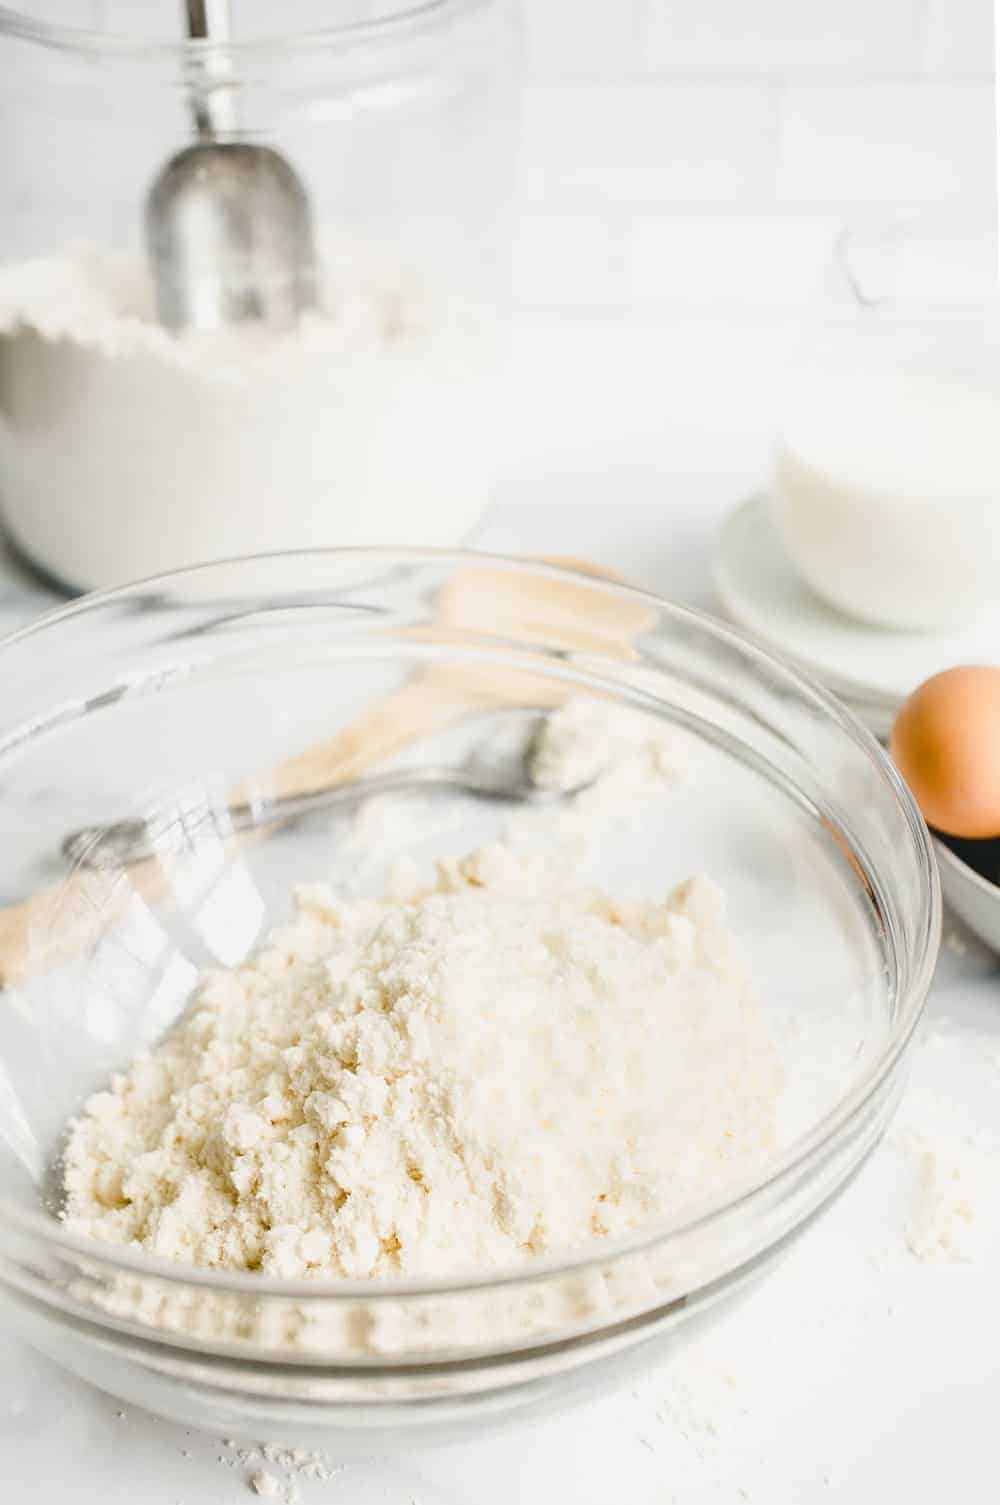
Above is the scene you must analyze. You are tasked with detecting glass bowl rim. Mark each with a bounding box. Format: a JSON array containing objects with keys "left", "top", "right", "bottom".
[
  {"left": 0, "top": 0, "right": 494, "bottom": 61},
  {"left": 0, "top": 545, "right": 941, "bottom": 1304}
]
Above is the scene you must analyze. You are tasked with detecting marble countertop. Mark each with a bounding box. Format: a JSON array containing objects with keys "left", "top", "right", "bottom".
[{"left": 0, "top": 493, "right": 998, "bottom": 1504}]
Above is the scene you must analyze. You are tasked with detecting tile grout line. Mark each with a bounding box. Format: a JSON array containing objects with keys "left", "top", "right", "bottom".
[{"left": 758, "top": 78, "right": 786, "bottom": 207}]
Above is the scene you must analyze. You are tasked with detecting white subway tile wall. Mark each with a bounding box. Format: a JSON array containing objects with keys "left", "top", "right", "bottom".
[
  {"left": 643, "top": 0, "right": 929, "bottom": 77},
  {"left": 774, "top": 83, "right": 996, "bottom": 206},
  {"left": 516, "top": 0, "right": 997, "bottom": 313},
  {"left": 519, "top": 84, "right": 773, "bottom": 206}
]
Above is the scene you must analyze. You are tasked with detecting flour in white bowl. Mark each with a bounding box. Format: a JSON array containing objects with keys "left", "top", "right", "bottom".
[
  {"left": 0, "top": 240, "right": 495, "bottom": 590},
  {"left": 61, "top": 705, "right": 784, "bottom": 1281}
]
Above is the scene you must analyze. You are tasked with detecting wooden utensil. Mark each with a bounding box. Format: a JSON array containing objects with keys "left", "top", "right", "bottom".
[{"left": 0, "top": 557, "right": 653, "bottom": 987}]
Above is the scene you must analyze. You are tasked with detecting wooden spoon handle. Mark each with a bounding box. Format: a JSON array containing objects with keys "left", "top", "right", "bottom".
[
  {"left": 0, "top": 677, "right": 474, "bottom": 989},
  {"left": 0, "top": 558, "right": 648, "bottom": 988}
]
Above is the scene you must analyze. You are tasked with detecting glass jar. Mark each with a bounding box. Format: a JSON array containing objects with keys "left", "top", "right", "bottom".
[
  {"left": 772, "top": 211, "right": 1000, "bottom": 631},
  {"left": 0, "top": 1, "right": 522, "bottom": 591}
]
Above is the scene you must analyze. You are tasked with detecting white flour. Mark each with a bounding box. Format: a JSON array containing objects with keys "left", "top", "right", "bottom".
[
  {"left": 62, "top": 855, "right": 780, "bottom": 1279},
  {"left": 0, "top": 241, "right": 493, "bottom": 589},
  {"left": 249, "top": 1473, "right": 285, "bottom": 1500},
  {"left": 61, "top": 703, "right": 784, "bottom": 1281},
  {"left": 897, "top": 1130, "right": 983, "bottom": 1262},
  {"left": 888, "top": 1023, "right": 1000, "bottom": 1265},
  {"left": 224, "top": 1440, "right": 335, "bottom": 1503}
]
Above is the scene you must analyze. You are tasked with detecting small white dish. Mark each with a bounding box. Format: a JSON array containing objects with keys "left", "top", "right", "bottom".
[{"left": 713, "top": 494, "right": 1000, "bottom": 741}]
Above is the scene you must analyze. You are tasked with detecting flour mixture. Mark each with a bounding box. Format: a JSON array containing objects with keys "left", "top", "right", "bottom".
[{"left": 62, "top": 704, "right": 784, "bottom": 1280}]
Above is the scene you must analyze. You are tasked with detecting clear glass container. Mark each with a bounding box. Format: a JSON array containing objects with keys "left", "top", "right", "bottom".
[
  {"left": 0, "top": 551, "right": 939, "bottom": 1447},
  {"left": 0, "top": 3, "right": 522, "bottom": 590},
  {"left": 772, "top": 211, "right": 1000, "bottom": 630}
]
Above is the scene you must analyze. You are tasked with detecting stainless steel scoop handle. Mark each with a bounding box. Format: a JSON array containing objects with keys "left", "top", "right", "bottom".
[
  {"left": 146, "top": 0, "right": 317, "bottom": 333},
  {"left": 185, "top": 0, "right": 236, "bottom": 139}
]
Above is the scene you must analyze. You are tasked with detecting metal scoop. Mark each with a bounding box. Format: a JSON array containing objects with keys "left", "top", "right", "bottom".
[
  {"left": 146, "top": 0, "right": 317, "bottom": 333},
  {"left": 61, "top": 713, "right": 602, "bottom": 872}
]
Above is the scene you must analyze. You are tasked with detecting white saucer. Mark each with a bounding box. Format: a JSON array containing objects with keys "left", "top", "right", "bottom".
[{"left": 713, "top": 495, "right": 1000, "bottom": 739}]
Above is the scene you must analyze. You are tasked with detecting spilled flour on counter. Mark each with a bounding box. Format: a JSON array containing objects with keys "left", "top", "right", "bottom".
[
  {"left": 61, "top": 700, "right": 783, "bottom": 1280},
  {"left": 222, "top": 1439, "right": 337, "bottom": 1504},
  {"left": 249, "top": 1472, "right": 285, "bottom": 1500},
  {"left": 881, "top": 1024, "right": 1000, "bottom": 1266},
  {"left": 896, "top": 1130, "right": 982, "bottom": 1262}
]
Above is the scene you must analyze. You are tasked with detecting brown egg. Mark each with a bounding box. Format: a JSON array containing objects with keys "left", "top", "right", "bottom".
[{"left": 890, "top": 666, "right": 1000, "bottom": 839}]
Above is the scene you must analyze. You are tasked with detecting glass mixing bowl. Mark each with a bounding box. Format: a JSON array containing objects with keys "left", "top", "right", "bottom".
[{"left": 0, "top": 551, "right": 938, "bottom": 1449}]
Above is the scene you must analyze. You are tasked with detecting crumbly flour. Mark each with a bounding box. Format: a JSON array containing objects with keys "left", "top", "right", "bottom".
[{"left": 62, "top": 703, "right": 783, "bottom": 1281}]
